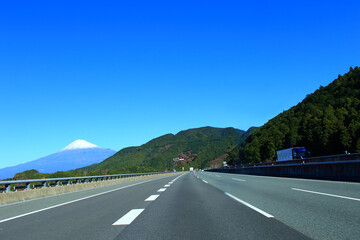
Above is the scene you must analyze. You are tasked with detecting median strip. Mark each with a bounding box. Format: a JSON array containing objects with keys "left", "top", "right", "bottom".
[
  {"left": 292, "top": 188, "right": 360, "bottom": 202},
  {"left": 112, "top": 209, "right": 144, "bottom": 225},
  {"left": 224, "top": 192, "right": 274, "bottom": 218}
]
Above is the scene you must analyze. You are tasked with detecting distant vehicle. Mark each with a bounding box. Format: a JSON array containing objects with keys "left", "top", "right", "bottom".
[
  {"left": 189, "top": 167, "right": 194, "bottom": 172},
  {"left": 276, "top": 147, "right": 310, "bottom": 161}
]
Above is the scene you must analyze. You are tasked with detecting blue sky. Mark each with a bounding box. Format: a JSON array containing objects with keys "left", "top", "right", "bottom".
[{"left": 1, "top": 0, "right": 359, "bottom": 168}]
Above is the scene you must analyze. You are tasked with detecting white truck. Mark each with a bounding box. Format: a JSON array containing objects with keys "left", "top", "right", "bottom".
[
  {"left": 189, "top": 167, "right": 194, "bottom": 172},
  {"left": 276, "top": 147, "right": 309, "bottom": 161}
]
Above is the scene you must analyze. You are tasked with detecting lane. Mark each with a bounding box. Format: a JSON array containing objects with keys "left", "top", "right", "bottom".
[
  {"left": 196, "top": 171, "right": 360, "bottom": 240},
  {"left": 0, "top": 174, "right": 180, "bottom": 240},
  {"left": 114, "top": 173, "right": 309, "bottom": 240}
]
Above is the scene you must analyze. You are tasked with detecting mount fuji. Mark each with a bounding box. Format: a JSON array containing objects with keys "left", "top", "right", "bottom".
[{"left": 0, "top": 140, "right": 116, "bottom": 180}]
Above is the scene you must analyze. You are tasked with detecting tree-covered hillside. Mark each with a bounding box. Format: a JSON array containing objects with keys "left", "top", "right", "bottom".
[
  {"left": 81, "top": 127, "right": 247, "bottom": 173},
  {"left": 228, "top": 66, "right": 360, "bottom": 164}
]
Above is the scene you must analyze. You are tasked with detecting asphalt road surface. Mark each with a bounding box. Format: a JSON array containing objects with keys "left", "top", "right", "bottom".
[{"left": 0, "top": 172, "right": 358, "bottom": 239}]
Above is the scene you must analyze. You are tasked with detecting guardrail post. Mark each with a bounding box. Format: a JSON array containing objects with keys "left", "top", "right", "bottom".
[{"left": 5, "top": 184, "right": 11, "bottom": 193}]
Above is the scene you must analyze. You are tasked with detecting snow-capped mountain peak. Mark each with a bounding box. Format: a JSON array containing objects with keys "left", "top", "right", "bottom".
[
  {"left": 0, "top": 139, "right": 117, "bottom": 179},
  {"left": 60, "top": 139, "right": 100, "bottom": 151}
]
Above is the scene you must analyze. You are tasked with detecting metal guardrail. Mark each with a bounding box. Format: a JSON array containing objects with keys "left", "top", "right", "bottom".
[{"left": 0, "top": 172, "right": 166, "bottom": 193}]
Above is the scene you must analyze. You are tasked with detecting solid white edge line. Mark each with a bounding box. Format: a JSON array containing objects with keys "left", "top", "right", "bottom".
[
  {"left": 292, "top": 188, "right": 360, "bottom": 201},
  {"left": 0, "top": 177, "right": 165, "bottom": 224},
  {"left": 232, "top": 178, "right": 246, "bottom": 182},
  {"left": 144, "top": 195, "right": 160, "bottom": 201},
  {"left": 224, "top": 192, "right": 274, "bottom": 218},
  {"left": 157, "top": 188, "right": 166, "bottom": 192},
  {"left": 112, "top": 209, "right": 144, "bottom": 225},
  {"left": 202, "top": 180, "right": 208, "bottom": 184}
]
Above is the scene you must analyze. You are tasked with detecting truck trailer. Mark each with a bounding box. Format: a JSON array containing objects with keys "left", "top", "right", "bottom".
[{"left": 276, "top": 147, "right": 309, "bottom": 161}]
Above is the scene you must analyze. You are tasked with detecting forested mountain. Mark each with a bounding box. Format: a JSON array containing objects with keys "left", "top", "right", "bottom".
[
  {"left": 9, "top": 127, "right": 250, "bottom": 180},
  {"left": 228, "top": 66, "right": 360, "bottom": 164},
  {"left": 81, "top": 127, "right": 248, "bottom": 173}
]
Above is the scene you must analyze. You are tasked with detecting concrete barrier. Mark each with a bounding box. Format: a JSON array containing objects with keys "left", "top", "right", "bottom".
[{"left": 209, "top": 160, "right": 360, "bottom": 182}]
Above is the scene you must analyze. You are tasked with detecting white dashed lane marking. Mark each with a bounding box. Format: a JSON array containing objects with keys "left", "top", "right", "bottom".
[
  {"left": 112, "top": 209, "right": 145, "bottom": 225},
  {"left": 145, "top": 195, "right": 159, "bottom": 202},
  {"left": 113, "top": 174, "right": 186, "bottom": 226},
  {"left": 292, "top": 188, "right": 360, "bottom": 202},
  {"left": 232, "top": 178, "right": 246, "bottom": 182},
  {"left": 225, "top": 192, "right": 274, "bottom": 218}
]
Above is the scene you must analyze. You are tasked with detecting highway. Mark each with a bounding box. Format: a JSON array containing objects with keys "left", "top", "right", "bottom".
[{"left": 0, "top": 172, "right": 358, "bottom": 239}]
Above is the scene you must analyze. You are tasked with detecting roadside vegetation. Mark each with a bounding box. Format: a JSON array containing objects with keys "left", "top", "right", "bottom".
[{"left": 228, "top": 67, "right": 360, "bottom": 164}]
